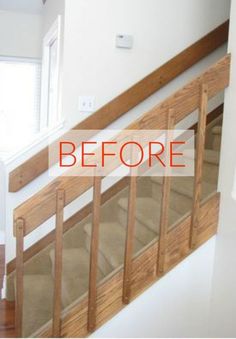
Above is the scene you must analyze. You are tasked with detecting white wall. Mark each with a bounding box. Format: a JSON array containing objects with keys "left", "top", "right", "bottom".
[
  {"left": 91, "top": 238, "right": 216, "bottom": 338},
  {"left": 42, "top": 0, "right": 65, "bottom": 35},
  {"left": 0, "top": 161, "right": 6, "bottom": 234},
  {"left": 0, "top": 10, "right": 42, "bottom": 58},
  {"left": 62, "top": 0, "right": 230, "bottom": 129},
  {"left": 41, "top": 0, "right": 65, "bottom": 127},
  {"left": 208, "top": 1, "right": 236, "bottom": 337}
]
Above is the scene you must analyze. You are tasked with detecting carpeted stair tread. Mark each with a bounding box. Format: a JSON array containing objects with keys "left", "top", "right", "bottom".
[
  {"left": 184, "top": 148, "right": 220, "bottom": 165},
  {"left": 21, "top": 274, "right": 54, "bottom": 337},
  {"left": 84, "top": 222, "right": 143, "bottom": 270},
  {"left": 212, "top": 125, "right": 222, "bottom": 135},
  {"left": 151, "top": 176, "right": 215, "bottom": 199},
  {"left": 118, "top": 197, "right": 181, "bottom": 233},
  {"left": 49, "top": 248, "right": 104, "bottom": 307}
]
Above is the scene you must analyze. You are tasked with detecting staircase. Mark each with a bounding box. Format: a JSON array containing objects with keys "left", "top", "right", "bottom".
[
  {"left": 3, "top": 23, "right": 230, "bottom": 337},
  {"left": 7, "top": 115, "right": 223, "bottom": 337}
]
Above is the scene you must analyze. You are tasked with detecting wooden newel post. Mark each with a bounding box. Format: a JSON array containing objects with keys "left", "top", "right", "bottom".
[
  {"left": 88, "top": 173, "right": 102, "bottom": 333},
  {"left": 190, "top": 83, "right": 208, "bottom": 249},
  {"left": 52, "top": 189, "right": 65, "bottom": 338},
  {"left": 157, "top": 109, "right": 175, "bottom": 276},
  {"left": 15, "top": 218, "right": 25, "bottom": 338}
]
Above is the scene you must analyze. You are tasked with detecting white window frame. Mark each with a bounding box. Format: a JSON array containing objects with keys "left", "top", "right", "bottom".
[{"left": 40, "top": 15, "right": 62, "bottom": 131}]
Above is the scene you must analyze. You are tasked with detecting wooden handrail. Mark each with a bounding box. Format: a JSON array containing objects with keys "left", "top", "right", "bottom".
[
  {"left": 9, "top": 21, "right": 229, "bottom": 193},
  {"left": 13, "top": 54, "right": 231, "bottom": 237}
]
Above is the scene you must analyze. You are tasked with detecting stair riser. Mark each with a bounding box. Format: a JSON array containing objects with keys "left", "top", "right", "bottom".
[
  {"left": 212, "top": 134, "right": 221, "bottom": 151},
  {"left": 50, "top": 258, "right": 89, "bottom": 309},
  {"left": 118, "top": 208, "right": 157, "bottom": 246},
  {"left": 85, "top": 236, "right": 113, "bottom": 275},
  {"left": 184, "top": 157, "right": 219, "bottom": 185},
  {"left": 202, "top": 163, "right": 219, "bottom": 184},
  {"left": 151, "top": 182, "right": 192, "bottom": 215}
]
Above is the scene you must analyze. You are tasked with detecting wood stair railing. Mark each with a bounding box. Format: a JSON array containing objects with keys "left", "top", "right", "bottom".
[
  {"left": 13, "top": 53, "right": 231, "bottom": 337},
  {"left": 9, "top": 21, "right": 229, "bottom": 193}
]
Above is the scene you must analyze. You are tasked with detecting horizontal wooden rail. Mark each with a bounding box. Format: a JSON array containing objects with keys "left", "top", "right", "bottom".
[
  {"left": 9, "top": 21, "right": 229, "bottom": 192},
  {"left": 13, "top": 54, "right": 230, "bottom": 237}
]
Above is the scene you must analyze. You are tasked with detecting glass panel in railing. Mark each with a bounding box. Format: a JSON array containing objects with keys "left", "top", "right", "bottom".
[
  {"left": 96, "top": 176, "right": 130, "bottom": 280},
  {"left": 135, "top": 176, "right": 161, "bottom": 248},
  {"left": 202, "top": 116, "right": 223, "bottom": 201},
  {"left": 22, "top": 238, "right": 54, "bottom": 337},
  {"left": 59, "top": 216, "right": 92, "bottom": 311}
]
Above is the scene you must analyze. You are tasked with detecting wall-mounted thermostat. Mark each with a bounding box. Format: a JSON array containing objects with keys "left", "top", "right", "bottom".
[{"left": 116, "top": 34, "right": 134, "bottom": 49}]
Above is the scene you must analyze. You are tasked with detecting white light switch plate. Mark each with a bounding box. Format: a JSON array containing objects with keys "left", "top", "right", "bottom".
[{"left": 78, "top": 96, "right": 95, "bottom": 112}]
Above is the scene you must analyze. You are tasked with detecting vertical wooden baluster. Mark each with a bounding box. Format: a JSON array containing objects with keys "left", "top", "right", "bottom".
[
  {"left": 123, "top": 145, "right": 137, "bottom": 304},
  {"left": 88, "top": 175, "right": 102, "bottom": 332},
  {"left": 157, "top": 109, "right": 175, "bottom": 276},
  {"left": 190, "top": 84, "right": 208, "bottom": 249},
  {"left": 15, "top": 218, "right": 24, "bottom": 338},
  {"left": 52, "top": 189, "right": 65, "bottom": 338}
]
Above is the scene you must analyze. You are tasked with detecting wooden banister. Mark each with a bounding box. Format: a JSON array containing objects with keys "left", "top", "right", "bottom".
[
  {"left": 6, "top": 104, "right": 223, "bottom": 276},
  {"left": 3, "top": 104, "right": 220, "bottom": 277},
  {"left": 88, "top": 175, "right": 102, "bottom": 333},
  {"left": 13, "top": 54, "right": 230, "bottom": 237},
  {"left": 9, "top": 21, "right": 229, "bottom": 193},
  {"left": 157, "top": 109, "right": 175, "bottom": 276},
  {"left": 52, "top": 189, "right": 65, "bottom": 337},
  {"left": 190, "top": 84, "right": 209, "bottom": 249},
  {"left": 12, "top": 54, "right": 229, "bottom": 338}
]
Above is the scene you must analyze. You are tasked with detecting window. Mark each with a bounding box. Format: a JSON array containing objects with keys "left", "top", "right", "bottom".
[
  {"left": 41, "top": 16, "right": 61, "bottom": 130},
  {"left": 0, "top": 57, "right": 41, "bottom": 153},
  {"left": 0, "top": 16, "right": 62, "bottom": 156}
]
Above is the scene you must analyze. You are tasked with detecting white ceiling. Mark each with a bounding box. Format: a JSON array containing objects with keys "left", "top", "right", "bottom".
[{"left": 0, "top": 0, "right": 43, "bottom": 15}]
